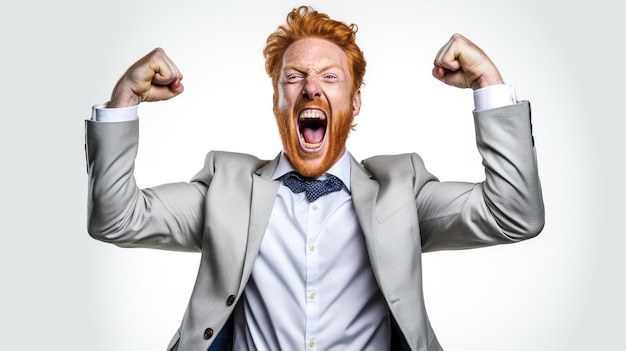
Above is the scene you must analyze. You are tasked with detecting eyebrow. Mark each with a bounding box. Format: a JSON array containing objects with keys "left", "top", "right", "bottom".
[{"left": 282, "top": 64, "right": 344, "bottom": 73}]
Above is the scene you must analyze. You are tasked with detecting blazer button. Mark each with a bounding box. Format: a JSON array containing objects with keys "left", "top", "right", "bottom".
[
  {"left": 203, "top": 328, "right": 214, "bottom": 339},
  {"left": 226, "top": 294, "right": 236, "bottom": 306}
]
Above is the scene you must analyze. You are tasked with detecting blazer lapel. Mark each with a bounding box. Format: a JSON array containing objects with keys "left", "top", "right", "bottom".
[
  {"left": 349, "top": 156, "right": 381, "bottom": 266},
  {"left": 238, "top": 154, "right": 281, "bottom": 292}
]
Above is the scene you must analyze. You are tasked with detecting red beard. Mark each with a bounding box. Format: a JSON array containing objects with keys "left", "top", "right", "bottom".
[{"left": 275, "top": 97, "right": 354, "bottom": 178}]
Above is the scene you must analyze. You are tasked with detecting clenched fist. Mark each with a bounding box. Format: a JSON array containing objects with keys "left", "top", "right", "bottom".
[
  {"left": 432, "top": 33, "right": 504, "bottom": 90},
  {"left": 108, "top": 48, "right": 184, "bottom": 108}
]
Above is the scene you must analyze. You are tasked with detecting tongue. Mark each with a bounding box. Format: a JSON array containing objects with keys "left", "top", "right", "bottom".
[{"left": 303, "top": 127, "right": 324, "bottom": 144}]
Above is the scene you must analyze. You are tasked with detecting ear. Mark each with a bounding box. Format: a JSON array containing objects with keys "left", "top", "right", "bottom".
[
  {"left": 272, "top": 93, "right": 278, "bottom": 115},
  {"left": 352, "top": 89, "right": 362, "bottom": 116}
]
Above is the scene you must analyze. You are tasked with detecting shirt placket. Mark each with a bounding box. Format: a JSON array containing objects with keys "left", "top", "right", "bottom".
[{"left": 305, "top": 201, "right": 322, "bottom": 351}]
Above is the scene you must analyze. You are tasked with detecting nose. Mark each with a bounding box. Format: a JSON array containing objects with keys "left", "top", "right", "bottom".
[{"left": 302, "top": 77, "right": 321, "bottom": 99}]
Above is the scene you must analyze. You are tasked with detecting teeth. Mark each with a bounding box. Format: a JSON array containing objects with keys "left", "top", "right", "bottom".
[
  {"left": 301, "top": 138, "right": 323, "bottom": 149},
  {"left": 299, "top": 110, "right": 326, "bottom": 120}
]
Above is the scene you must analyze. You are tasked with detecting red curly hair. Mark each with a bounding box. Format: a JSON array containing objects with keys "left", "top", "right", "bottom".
[{"left": 264, "top": 6, "right": 366, "bottom": 97}]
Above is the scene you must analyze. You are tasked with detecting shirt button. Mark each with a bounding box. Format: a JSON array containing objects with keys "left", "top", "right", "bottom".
[
  {"left": 308, "top": 339, "right": 315, "bottom": 348},
  {"left": 204, "top": 328, "right": 214, "bottom": 339},
  {"left": 311, "top": 204, "right": 319, "bottom": 211},
  {"left": 309, "top": 291, "right": 317, "bottom": 299},
  {"left": 226, "top": 294, "right": 236, "bottom": 306},
  {"left": 309, "top": 245, "right": 316, "bottom": 252}
]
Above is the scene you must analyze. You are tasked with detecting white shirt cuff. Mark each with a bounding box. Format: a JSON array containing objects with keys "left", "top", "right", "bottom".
[
  {"left": 473, "top": 84, "right": 518, "bottom": 111},
  {"left": 91, "top": 103, "right": 139, "bottom": 122}
]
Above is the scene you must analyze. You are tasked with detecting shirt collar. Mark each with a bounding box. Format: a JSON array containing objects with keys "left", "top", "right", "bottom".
[{"left": 272, "top": 151, "right": 352, "bottom": 191}]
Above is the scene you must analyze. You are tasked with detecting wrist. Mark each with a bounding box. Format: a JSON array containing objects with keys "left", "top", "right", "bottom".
[
  {"left": 108, "top": 83, "right": 141, "bottom": 108},
  {"left": 473, "top": 73, "right": 504, "bottom": 90},
  {"left": 107, "top": 95, "right": 140, "bottom": 108}
]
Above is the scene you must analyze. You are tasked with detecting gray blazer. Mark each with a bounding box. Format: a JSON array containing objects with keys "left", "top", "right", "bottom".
[{"left": 85, "top": 101, "right": 544, "bottom": 351}]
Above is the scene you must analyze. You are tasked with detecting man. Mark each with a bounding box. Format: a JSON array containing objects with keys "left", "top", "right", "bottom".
[{"left": 86, "top": 6, "right": 544, "bottom": 351}]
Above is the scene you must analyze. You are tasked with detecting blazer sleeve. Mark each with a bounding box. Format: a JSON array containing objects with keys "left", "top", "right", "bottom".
[
  {"left": 417, "top": 101, "right": 545, "bottom": 252},
  {"left": 85, "top": 119, "right": 208, "bottom": 252}
]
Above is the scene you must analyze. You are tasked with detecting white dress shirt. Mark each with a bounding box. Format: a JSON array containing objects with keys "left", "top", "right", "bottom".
[{"left": 231, "top": 151, "right": 390, "bottom": 351}]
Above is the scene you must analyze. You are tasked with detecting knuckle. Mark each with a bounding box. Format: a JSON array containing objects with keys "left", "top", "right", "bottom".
[{"left": 149, "top": 47, "right": 167, "bottom": 62}]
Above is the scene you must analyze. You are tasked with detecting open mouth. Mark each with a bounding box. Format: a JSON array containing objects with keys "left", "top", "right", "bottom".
[{"left": 298, "top": 108, "right": 327, "bottom": 151}]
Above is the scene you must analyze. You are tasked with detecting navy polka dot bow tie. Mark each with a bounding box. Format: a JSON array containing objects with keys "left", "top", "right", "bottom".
[{"left": 282, "top": 171, "right": 343, "bottom": 202}]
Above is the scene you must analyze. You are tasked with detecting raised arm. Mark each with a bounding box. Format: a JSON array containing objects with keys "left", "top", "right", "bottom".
[
  {"left": 86, "top": 49, "right": 206, "bottom": 252},
  {"left": 418, "top": 34, "right": 544, "bottom": 251}
]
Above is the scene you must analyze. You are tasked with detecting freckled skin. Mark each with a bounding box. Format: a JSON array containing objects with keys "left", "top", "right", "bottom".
[{"left": 274, "top": 38, "right": 361, "bottom": 178}]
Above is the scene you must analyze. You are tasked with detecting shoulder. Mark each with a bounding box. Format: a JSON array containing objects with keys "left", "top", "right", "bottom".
[
  {"left": 361, "top": 153, "right": 426, "bottom": 178},
  {"left": 210, "top": 151, "right": 272, "bottom": 168},
  {"left": 360, "top": 153, "right": 437, "bottom": 189},
  {"left": 191, "top": 151, "right": 276, "bottom": 184}
]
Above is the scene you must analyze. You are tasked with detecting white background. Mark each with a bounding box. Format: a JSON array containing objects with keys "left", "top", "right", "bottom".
[{"left": 1, "top": 0, "right": 624, "bottom": 350}]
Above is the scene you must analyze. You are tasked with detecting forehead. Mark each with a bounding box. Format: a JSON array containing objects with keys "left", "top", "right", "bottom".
[{"left": 282, "top": 37, "right": 349, "bottom": 70}]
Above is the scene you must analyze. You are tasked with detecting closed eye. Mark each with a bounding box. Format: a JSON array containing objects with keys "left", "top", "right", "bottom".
[{"left": 285, "top": 72, "right": 304, "bottom": 83}]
